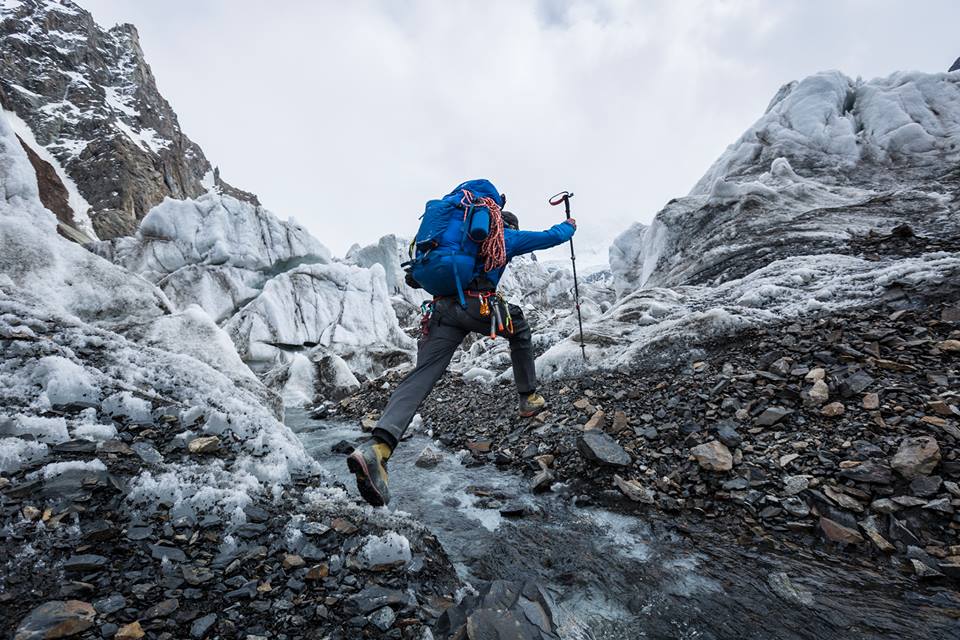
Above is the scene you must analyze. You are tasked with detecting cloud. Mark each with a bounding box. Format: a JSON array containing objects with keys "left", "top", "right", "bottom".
[{"left": 82, "top": 0, "right": 960, "bottom": 258}]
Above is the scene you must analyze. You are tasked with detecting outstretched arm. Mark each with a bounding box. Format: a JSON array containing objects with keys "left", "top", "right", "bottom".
[{"left": 504, "top": 220, "right": 576, "bottom": 259}]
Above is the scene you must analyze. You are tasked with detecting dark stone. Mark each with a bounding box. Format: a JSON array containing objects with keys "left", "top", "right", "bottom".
[
  {"left": 190, "top": 613, "right": 217, "bottom": 639},
  {"left": 348, "top": 586, "right": 410, "bottom": 613},
  {"left": 910, "top": 475, "right": 942, "bottom": 497},
  {"left": 755, "top": 407, "right": 792, "bottom": 427},
  {"left": 150, "top": 545, "right": 187, "bottom": 563},
  {"left": 93, "top": 594, "right": 126, "bottom": 615},
  {"left": 331, "top": 439, "right": 355, "bottom": 455},
  {"left": 577, "top": 431, "right": 631, "bottom": 467},
  {"left": 63, "top": 554, "right": 109, "bottom": 572},
  {"left": 837, "top": 461, "right": 892, "bottom": 484},
  {"left": 714, "top": 421, "right": 742, "bottom": 448},
  {"left": 143, "top": 598, "right": 179, "bottom": 619}
]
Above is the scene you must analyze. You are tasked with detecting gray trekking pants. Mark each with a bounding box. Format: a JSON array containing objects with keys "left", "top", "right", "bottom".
[{"left": 373, "top": 295, "right": 537, "bottom": 449}]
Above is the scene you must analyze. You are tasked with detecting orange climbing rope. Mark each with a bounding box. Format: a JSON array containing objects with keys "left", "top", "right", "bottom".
[{"left": 459, "top": 189, "right": 506, "bottom": 273}]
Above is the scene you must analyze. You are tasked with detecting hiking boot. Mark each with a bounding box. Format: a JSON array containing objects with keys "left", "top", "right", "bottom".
[
  {"left": 346, "top": 440, "right": 392, "bottom": 506},
  {"left": 519, "top": 392, "right": 547, "bottom": 417}
]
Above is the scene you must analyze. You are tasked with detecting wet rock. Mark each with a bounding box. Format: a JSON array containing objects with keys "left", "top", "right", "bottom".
[
  {"left": 114, "top": 621, "right": 144, "bottom": 640},
  {"left": 187, "top": 436, "right": 221, "bottom": 454},
  {"left": 819, "top": 517, "right": 864, "bottom": 544},
  {"left": 755, "top": 407, "right": 792, "bottom": 427},
  {"left": 467, "top": 440, "right": 492, "bottom": 455},
  {"left": 690, "top": 441, "right": 733, "bottom": 472},
  {"left": 891, "top": 436, "right": 941, "bottom": 478},
  {"left": 613, "top": 474, "right": 655, "bottom": 504},
  {"left": 330, "top": 439, "right": 354, "bottom": 455},
  {"left": 530, "top": 469, "right": 554, "bottom": 493},
  {"left": 14, "top": 600, "right": 96, "bottom": 639},
  {"left": 415, "top": 446, "right": 444, "bottom": 469},
  {"left": 190, "top": 613, "right": 217, "bottom": 639},
  {"left": 577, "top": 431, "right": 630, "bottom": 467}
]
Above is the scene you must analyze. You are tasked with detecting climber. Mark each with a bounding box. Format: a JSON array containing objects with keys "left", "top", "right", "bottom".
[{"left": 347, "top": 180, "right": 576, "bottom": 506}]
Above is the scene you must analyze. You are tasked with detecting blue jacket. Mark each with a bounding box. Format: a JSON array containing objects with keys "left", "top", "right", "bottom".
[{"left": 480, "top": 220, "right": 575, "bottom": 287}]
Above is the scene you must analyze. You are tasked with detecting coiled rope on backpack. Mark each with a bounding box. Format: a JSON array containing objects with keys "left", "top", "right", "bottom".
[{"left": 460, "top": 189, "right": 507, "bottom": 273}]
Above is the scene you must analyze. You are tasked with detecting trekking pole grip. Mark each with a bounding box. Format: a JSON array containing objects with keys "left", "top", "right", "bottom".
[{"left": 549, "top": 191, "right": 574, "bottom": 218}]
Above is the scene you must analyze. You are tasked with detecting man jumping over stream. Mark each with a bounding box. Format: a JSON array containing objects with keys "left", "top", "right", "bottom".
[{"left": 347, "top": 179, "right": 576, "bottom": 506}]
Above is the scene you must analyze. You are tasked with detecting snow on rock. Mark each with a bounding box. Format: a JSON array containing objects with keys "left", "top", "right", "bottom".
[
  {"left": 0, "top": 438, "right": 48, "bottom": 474},
  {"left": 7, "top": 416, "right": 70, "bottom": 444},
  {"left": 538, "top": 251, "right": 960, "bottom": 378},
  {"left": 30, "top": 355, "right": 100, "bottom": 409},
  {"left": 226, "top": 262, "right": 415, "bottom": 381}
]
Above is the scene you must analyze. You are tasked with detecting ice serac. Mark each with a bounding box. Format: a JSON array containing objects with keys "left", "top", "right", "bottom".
[
  {"left": 226, "top": 262, "right": 416, "bottom": 383},
  {"left": 345, "top": 233, "right": 429, "bottom": 324},
  {"left": 613, "top": 71, "right": 960, "bottom": 292},
  {"left": 547, "top": 70, "right": 960, "bottom": 378},
  {"left": 0, "top": 103, "right": 308, "bottom": 504},
  {"left": 0, "top": 0, "right": 256, "bottom": 239},
  {"left": 90, "top": 192, "right": 331, "bottom": 323}
]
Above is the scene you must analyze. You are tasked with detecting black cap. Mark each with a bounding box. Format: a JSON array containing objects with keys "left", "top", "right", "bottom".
[{"left": 502, "top": 210, "right": 519, "bottom": 230}]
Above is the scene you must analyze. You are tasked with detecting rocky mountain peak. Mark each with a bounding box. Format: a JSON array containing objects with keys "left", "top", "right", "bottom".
[{"left": 0, "top": 0, "right": 256, "bottom": 240}]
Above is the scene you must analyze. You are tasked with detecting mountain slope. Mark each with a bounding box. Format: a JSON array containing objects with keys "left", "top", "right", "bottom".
[{"left": 0, "top": 0, "right": 256, "bottom": 239}]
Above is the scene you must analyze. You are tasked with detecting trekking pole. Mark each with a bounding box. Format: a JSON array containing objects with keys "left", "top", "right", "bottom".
[{"left": 549, "top": 191, "right": 586, "bottom": 361}]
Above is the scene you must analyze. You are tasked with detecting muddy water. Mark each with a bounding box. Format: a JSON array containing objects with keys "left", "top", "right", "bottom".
[{"left": 287, "top": 409, "right": 960, "bottom": 640}]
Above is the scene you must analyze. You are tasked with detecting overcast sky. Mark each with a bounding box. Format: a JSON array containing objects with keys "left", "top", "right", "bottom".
[{"left": 82, "top": 0, "right": 959, "bottom": 260}]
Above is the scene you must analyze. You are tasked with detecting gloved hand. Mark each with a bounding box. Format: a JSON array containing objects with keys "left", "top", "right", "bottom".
[
  {"left": 565, "top": 218, "right": 577, "bottom": 229},
  {"left": 404, "top": 272, "right": 422, "bottom": 289}
]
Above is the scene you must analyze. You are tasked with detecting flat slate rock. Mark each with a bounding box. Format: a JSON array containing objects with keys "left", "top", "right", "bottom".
[{"left": 577, "top": 431, "right": 631, "bottom": 467}]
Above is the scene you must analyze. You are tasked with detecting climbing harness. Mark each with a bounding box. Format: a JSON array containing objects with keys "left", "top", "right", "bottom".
[
  {"left": 464, "top": 290, "right": 514, "bottom": 340},
  {"left": 419, "top": 300, "right": 435, "bottom": 338}
]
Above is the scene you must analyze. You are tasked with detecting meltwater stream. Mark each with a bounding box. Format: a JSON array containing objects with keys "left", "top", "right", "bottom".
[{"left": 287, "top": 409, "right": 960, "bottom": 640}]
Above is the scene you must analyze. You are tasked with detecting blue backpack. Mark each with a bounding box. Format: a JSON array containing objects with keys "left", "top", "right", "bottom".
[{"left": 404, "top": 179, "right": 504, "bottom": 307}]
